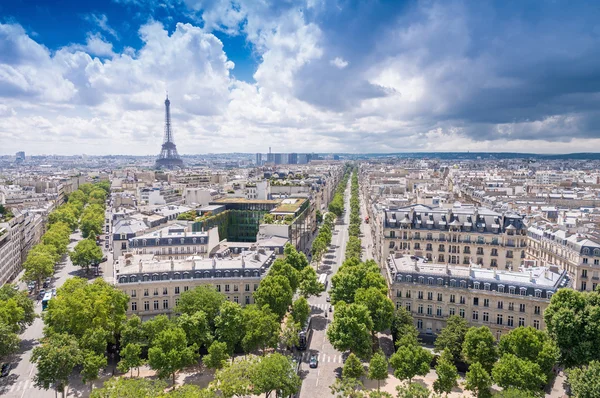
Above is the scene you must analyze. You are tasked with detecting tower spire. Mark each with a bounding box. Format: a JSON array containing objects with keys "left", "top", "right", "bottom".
[{"left": 155, "top": 94, "right": 183, "bottom": 169}]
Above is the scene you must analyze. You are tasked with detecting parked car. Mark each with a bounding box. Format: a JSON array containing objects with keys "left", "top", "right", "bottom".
[
  {"left": 326, "top": 296, "right": 331, "bottom": 302},
  {"left": 101, "top": 256, "right": 108, "bottom": 262},
  {"left": 37, "top": 290, "right": 46, "bottom": 300},
  {"left": 1, "top": 363, "right": 10, "bottom": 377},
  {"left": 309, "top": 355, "right": 318, "bottom": 368}
]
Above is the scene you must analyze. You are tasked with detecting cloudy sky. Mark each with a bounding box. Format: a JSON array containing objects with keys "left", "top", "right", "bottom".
[{"left": 1, "top": 0, "right": 599, "bottom": 155}]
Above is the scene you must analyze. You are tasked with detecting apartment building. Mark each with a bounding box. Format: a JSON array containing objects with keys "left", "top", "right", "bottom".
[
  {"left": 128, "top": 224, "right": 219, "bottom": 260},
  {"left": 0, "top": 210, "right": 44, "bottom": 285},
  {"left": 114, "top": 249, "right": 275, "bottom": 320},
  {"left": 386, "top": 255, "right": 569, "bottom": 339},
  {"left": 380, "top": 204, "right": 528, "bottom": 270},
  {"left": 527, "top": 223, "right": 600, "bottom": 292}
]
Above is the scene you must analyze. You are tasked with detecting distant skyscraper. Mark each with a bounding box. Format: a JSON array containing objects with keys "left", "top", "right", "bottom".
[
  {"left": 15, "top": 151, "right": 25, "bottom": 163},
  {"left": 256, "top": 153, "right": 262, "bottom": 165},
  {"left": 155, "top": 95, "right": 184, "bottom": 169},
  {"left": 289, "top": 153, "right": 298, "bottom": 165},
  {"left": 274, "top": 153, "right": 283, "bottom": 165}
]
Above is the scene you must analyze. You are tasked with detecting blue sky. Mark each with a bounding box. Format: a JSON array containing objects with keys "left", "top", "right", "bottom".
[{"left": 1, "top": 0, "right": 600, "bottom": 155}]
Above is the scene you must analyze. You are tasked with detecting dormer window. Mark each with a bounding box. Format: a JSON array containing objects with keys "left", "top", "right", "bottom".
[{"left": 180, "top": 238, "right": 185, "bottom": 244}]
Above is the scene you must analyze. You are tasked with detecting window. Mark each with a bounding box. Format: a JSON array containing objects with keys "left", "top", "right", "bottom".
[
  {"left": 474, "top": 282, "right": 480, "bottom": 289},
  {"left": 254, "top": 284, "right": 259, "bottom": 291},
  {"left": 519, "top": 304, "right": 526, "bottom": 312},
  {"left": 131, "top": 302, "right": 137, "bottom": 311},
  {"left": 437, "top": 293, "right": 443, "bottom": 302},
  {"left": 508, "top": 302, "right": 514, "bottom": 311},
  {"left": 144, "top": 301, "right": 150, "bottom": 311},
  {"left": 417, "top": 319, "right": 423, "bottom": 329},
  {"left": 418, "top": 304, "right": 423, "bottom": 314},
  {"left": 175, "top": 287, "right": 180, "bottom": 294},
  {"left": 163, "top": 299, "right": 169, "bottom": 309},
  {"left": 406, "top": 290, "right": 411, "bottom": 298},
  {"left": 535, "top": 290, "right": 542, "bottom": 298},
  {"left": 497, "top": 301, "right": 503, "bottom": 309},
  {"left": 484, "top": 299, "right": 489, "bottom": 307},
  {"left": 507, "top": 316, "right": 514, "bottom": 327},
  {"left": 234, "top": 285, "right": 239, "bottom": 292},
  {"left": 144, "top": 289, "right": 149, "bottom": 297},
  {"left": 427, "top": 292, "right": 433, "bottom": 300},
  {"left": 497, "top": 314, "right": 503, "bottom": 325},
  {"left": 473, "top": 297, "right": 479, "bottom": 306},
  {"left": 519, "top": 317, "right": 525, "bottom": 327},
  {"left": 436, "top": 306, "right": 442, "bottom": 316},
  {"left": 234, "top": 296, "right": 239, "bottom": 303},
  {"left": 405, "top": 302, "right": 411, "bottom": 312},
  {"left": 438, "top": 254, "right": 445, "bottom": 262},
  {"left": 153, "top": 300, "right": 159, "bottom": 310},
  {"left": 225, "top": 284, "right": 230, "bottom": 292},
  {"left": 483, "top": 312, "right": 489, "bottom": 322},
  {"left": 581, "top": 281, "right": 587, "bottom": 291},
  {"left": 396, "top": 290, "right": 402, "bottom": 298},
  {"left": 460, "top": 296, "right": 466, "bottom": 305},
  {"left": 459, "top": 308, "right": 465, "bottom": 318},
  {"left": 418, "top": 291, "right": 424, "bottom": 300},
  {"left": 460, "top": 280, "right": 467, "bottom": 288},
  {"left": 131, "top": 290, "right": 137, "bottom": 298},
  {"left": 427, "top": 305, "right": 433, "bottom": 316},
  {"left": 509, "top": 286, "right": 516, "bottom": 294},
  {"left": 216, "top": 285, "right": 221, "bottom": 292},
  {"left": 449, "top": 307, "right": 455, "bottom": 316},
  {"left": 534, "top": 306, "right": 541, "bottom": 315},
  {"left": 184, "top": 286, "right": 189, "bottom": 292},
  {"left": 533, "top": 320, "right": 540, "bottom": 329},
  {"left": 245, "top": 296, "right": 250, "bottom": 305},
  {"left": 153, "top": 288, "right": 159, "bottom": 296},
  {"left": 520, "top": 288, "right": 527, "bottom": 296},
  {"left": 472, "top": 311, "right": 479, "bottom": 321},
  {"left": 245, "top": 284, "right": 250, "bottom": 291},
  {"left": 163, "top": 287, "right": 168, "bottom": 295},
  {"left": 450, "top": 294, "right": 455, "bottom": 303}
]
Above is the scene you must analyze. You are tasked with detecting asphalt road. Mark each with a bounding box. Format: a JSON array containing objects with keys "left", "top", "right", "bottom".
[{"left": 299, "top": 178, "right": 352, "bottom": 398}]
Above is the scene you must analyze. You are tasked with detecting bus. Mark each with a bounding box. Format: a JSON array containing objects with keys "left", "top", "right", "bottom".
[
  {"left": 318, "top": 273, "right": 328, "bottom": 290},
  {"left": 297, "top": 316, "right": 313, "bottom": 350},
  {"left": 41, "top": 292, "right": 53, "bottom": 311}
]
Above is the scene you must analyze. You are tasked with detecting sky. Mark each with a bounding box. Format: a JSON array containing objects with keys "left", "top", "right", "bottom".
[{"left": 1, "top": 0, "right": 600, "bottom": 156}]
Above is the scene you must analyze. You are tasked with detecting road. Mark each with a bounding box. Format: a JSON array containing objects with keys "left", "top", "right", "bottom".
[
  {"left": 299, "top": 178, "right": 351, "bottom": 398},
  {"left": 0, "top": 224, "right": 112, "bottom": 398}
]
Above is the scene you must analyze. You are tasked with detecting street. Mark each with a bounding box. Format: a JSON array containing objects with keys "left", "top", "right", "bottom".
[{"left": 299, "top": 178, "right": 352, "bottom": 397}]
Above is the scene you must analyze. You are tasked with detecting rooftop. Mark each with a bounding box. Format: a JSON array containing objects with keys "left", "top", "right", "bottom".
[
  {"left": 272, "top": 198, "right": 307, "bottom": 214},
  {"left": 132, "top": 223, "right": 208, "bottom": 239},
  {"left": 212, "top": 198, "right": 279, "bottom": 205}
]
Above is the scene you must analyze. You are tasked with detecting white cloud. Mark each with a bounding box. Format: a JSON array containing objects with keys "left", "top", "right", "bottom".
[
  {"left": 85, "top": 14, "right": 119, "bottom": 40},
  {"left": 330, "top": 57, "right": 348, "bottom": 69}
]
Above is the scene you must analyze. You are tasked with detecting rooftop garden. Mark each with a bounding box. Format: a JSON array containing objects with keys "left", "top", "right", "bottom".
[{"left": 0, "top": 204, "right": 14, "bottom": 223}]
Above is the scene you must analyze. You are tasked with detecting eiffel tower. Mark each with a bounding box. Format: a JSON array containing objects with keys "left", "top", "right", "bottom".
[{"left": 155, "top": 95, "right": 184, "bottom": 169}]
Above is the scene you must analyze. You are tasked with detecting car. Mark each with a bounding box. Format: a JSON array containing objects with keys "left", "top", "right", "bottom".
[
  {"left": 309, "top": 355, "right": 318, "bottom": 368},
  {"left": 37, "top": 290, "right": 46, "bottom": 300},
  {"left": 101, "top": 256, "right": 108, "bottom": 262},
  {"left": 51, "top": 288, "right": 56, "bottom": 296},
  {"left": 326, "top": 296, "right": 331, "bottom": 302},
  {"left": 329, "top": 305, "right": 332, "bottom": 312},
  {"left": 0, "top": 363, "right": 10, "bottom": 377}
]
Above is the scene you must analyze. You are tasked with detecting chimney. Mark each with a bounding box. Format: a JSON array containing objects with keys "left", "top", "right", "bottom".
[
  {"left": 529, "top": 270, "right": 534, "bottom": 282},
  {"left": 138, "top": 260, "right": 142, "bottom": 273},
  {"left": 241, "top": 256, "right": 246, "bottom": 269},
  {"left": 171, "top": 259, "right": 175, "bottom": 272},
  {"left": 493, "top": 269, "right": 497, "bottom": 278},
  {"left": 212, "top": 258, "right": 217, "bottom": 269}
]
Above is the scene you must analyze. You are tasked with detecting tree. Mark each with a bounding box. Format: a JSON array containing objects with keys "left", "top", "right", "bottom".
[
  {"left": 90, "top": 378, "right": 167, "bottom": 398},
  {"left": 316, "top": 210, "right": 323, "bottom": 223},
  {"left": 395, "top": 382, "right": 431, "bottom": 398},
  {"left": 433, "top": 315, "right": 468, "bottom": 362},
  {"left": 298, "top": 266, "right": 325, "bottom": 297},
  {"left": 81, "top": 351, "right": 108, "bottom": 386},
  {"left": 492, "top": 353, "right": 546, "bottom": 393},
  {"left": 215, "top": 301, "right": 244, "bottom": 355},
  {"left": 494, "top": 388, "right": 537, "bottom": 398},
  {"left": 0, "top": 285, "right": 36, "bottom": 329},
  {"left": 280, "top": 317, "right": 300, "bottom": 351},
  {"left": 543, "top": 288, "right": 600, "bottom": 366},
  {"left": 268, "top": 259, "right": 300, "bottom": 291},
  {"left": 118, "top": 343, "right": 144, "bottom": 377},
  {"left": 42, "top": 222, "right": 71, "bottom": 255},
  {"left": 148, "top": 327, "right": 198, "bottom": 388},
  {"left": 177, "top": 210, "right": 197, "bottom": 221},
  {"left": 291, "top": 296, "right": 311, "bottom": 326},
  {"left": 79, "top": 327, "right": 110, "bottom": 356},
  {"left": 498, "top": 326, "right": 558, "bottom": 376},
  {"left": 252, "top": 353, "right": 301, "bottom": 398},
  {"left": 433, "top": 350, "right": 458, "bottom": 397},
  {"left": 0, "top": 322, "right": 20, "bottom": 359},
  {"left": 164, "top": 385, "right": 214, "bottom": 398},
  {"left": 175, "top": 285, "right": 225, "bottom": 324},
  {"left": 70, "top": 238, "right": 103, "bottom": 273},
  {"left": 22, "top": 248, "right": 54, "bottom": 292},
  {"left": 142, "top": 314, "right": 175, "bottom": 344},
  {"left": 176, "top": 311, "right": 213, "bottom": 351},
  {"left": 254, "top": 275, "right": 294, "bottom": 320},
  {"left": 566, "top": 360, "right": 600, "bottom": 398},
  {"left": 203, "top": 341, "right": 229, "bottom": 371},
  {"left": 212, "top": 357, "right": 257, "bottom": 398},
  {"left": 354, "top": 287, "right": 395, "bottom": 335},
  {"left": 241, "top": 305, "right": 280, "bottom": 354},
  {"left": 49, "top": 206, "right": 78, "bottom": 231},
  {"left": 462, "top": 326, "right": 498, "bottom": 372},
  {"left": 368, "top": 350, "right": 388, "bottom": 391},
  {"left": 69, "top": 189, "right": 87, "bottom": 205},
  {"left": 311, "top": 238, "right": 327, "bottom": 268},
  {"left": 120, "top": 315, "right": 146, "bottom": 348},
  {"left": 345, "top": 236, "right": 363, "bottom": 260},
  {"left": 329, "top": 377, "right": 364, "bottom": 398},
  {"left": 45, "top": 278, "right": 129, "bottom": 343},
  {"left": 32, "top": 333, "right": 82, "bottom": 398},
  {"left": 343, "top": 352, "right": 366, "bottom": 381},
  {"left": 330, "top": 259, "right": 387, "bottom": 304},
  {"left": 390, "top": 343, "right": 433, "bottom": 383},
  {"left": 464, "top": 362, "right": 492, "bottom": 398},
  {"left": 284, "top": 243, "right": 309, "bottom": 271},
  {"left": 327, "top": 302, "right": 373, "bottom": 360}
]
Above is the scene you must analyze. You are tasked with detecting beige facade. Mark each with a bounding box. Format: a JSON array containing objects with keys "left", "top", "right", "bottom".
[{"left": 386, "top": 255, "right": 568, "bottom": 339}]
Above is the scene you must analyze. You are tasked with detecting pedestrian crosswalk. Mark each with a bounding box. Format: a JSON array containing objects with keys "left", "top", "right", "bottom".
[
  {"left": 300, "top": 352, "right": 345, "bottom": 364},
  {"left": 6, "top": 379, "right": 36, "bottom": 393},
  {"left": 311, "top": 303, "right": 331, "bottom": 311}
]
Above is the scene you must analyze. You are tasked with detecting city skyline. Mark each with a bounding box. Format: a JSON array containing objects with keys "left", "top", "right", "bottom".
[{"left": 1, "top": 1, "right": 600, "bottom": 155}]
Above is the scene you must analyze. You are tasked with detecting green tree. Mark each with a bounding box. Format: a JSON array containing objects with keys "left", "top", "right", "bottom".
[
  {"left": 215, "top": 301, "right": 244, "bottom": 355},
  {"left": 0, "top": 285, "right": 36, "bottom": 329},
  {"left": 461, "top": 326, "right": 498, "bottom": 372},
  {"left": 464, "top": 362, "right": 492, "bottom": 398},
  {"left": 492, "top": 353, "right": 546, "bottom": 393},
  {"left": 120, "top": 315, "right": 146, "bottom": 348},
  {"left": 212, "top": 357, "right": 257, "bottom": 398},
  {"left": 49, "top": 206, "right": 78, "bottom": 231},
  {"left": 142, "top": 314, "right": 175, "bottom": 344},
  {"left": 22, "top": 248, "right": 54, "bottom": 292},
  {"left": 298, "top": 266, "right": 325, "bottom": 297},
  {"left": 368, "top": 350, "right": 388, "bottom": 391},
  {"left": 354, "top": 287, "right": 395, "bottom": 335},
  {"left": 118, "top": 343, "right": 144, "bottom": 377},
  {"left": 42, "top": 222, "right": 71, "bottom": 255},
  {"left": 291, "top": 296, "right": 311, "bottom": 326},
  {"left": 69, "top": 189, "right": 87, "bottom": 205},
  {"left": 498, "top": 326, "right": 558, "bottom": 375},
  {"left": 268, "top": 259, "right": 300, "bottom": 291},
  {"left": 252, "top": 353, "right": 301, "bottom": 398},
  {"left": 284, "top": 243, "right": 309, "bottom": 271},
  {"left": 433, "top": 315, "right": 468, "bottom": 362},
  {"left": 311, "top": 238, "right": 327, "bottom": 268},
  {"left": 203, "top": 341, "right": 229, "bottom": 371},
  {"left": 343, "top": 353, "right": 366, "bottom": 380},
  {"left": 395, "top": 382, "right": 431, "bottom": 398},
  {"left": 494, "top": 388, "right": 537, "bottom": 398},
  {"left": 32, "top": 333, "right": 82, "bottom": 398},
  {"left": 163, "top": 385, "right": 214, "bottom": 397},
  {"left": 316, "top": 210, "right": 323, "bottom": 223},
  {"left": 280, "top": 317, "right": 300, "bottom": 351},
  {"left": 175, "top": 285, "right": 225, "bottom": 324},
  {"left": 70, "top": 238, "right": 103, "bottom": 273},
  {"left": 90, "top": 378, "right": 167, "bottom": 398},
  {"left": 390, "top": 343, "right": 433, "bottom": 383},
  {"left": 566, "top": 360, "right": 600, "bottom": 398},
  {"left": 241, "top": 305, "right": 280, "bottom": 354},
  {"left": 81, "top": 351, "right": 108, "bottom": 386},
  {"left": 148, "top": 327, "right": 199, "bottom": 388},
  {"left": 330, "top": 259, "right": 387, "bottom": 304},
  {"left": 326, "top": 302, "right": 373, "bottom": 360},
  {"left": 177, "top": 210, "right": 197, "bottom": 221},
  {"left": 79, "top": 327, "right": 110, "bottom": 355},
  {"left": 254, "top": 275, "right": 294, "bottom": 320},
  {"left": 433, "top": 350, "right": 458, "bottom": 397},
  {"left": 329, "top": 377, "right": 364, "bottom": 398},
  {"left": 0, "top": 322, "right": 20, "bottom": 359},
  {"left": 176, "top": 311, "right": 213, "bottom": 351}
]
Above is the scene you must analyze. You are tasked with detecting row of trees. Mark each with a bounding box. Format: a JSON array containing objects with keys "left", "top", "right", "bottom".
[
  {"left": 346, "top": 168, "right": 362, "bottom": 261},
  {"left": 328, "top": 166, "right": 352, "bottom": 217},
  {"left": 0, "top": 284, "right": 36, "bottom": 360},
  {"left": 311, "top": 212, "right": 336, "bottom": 268}
]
